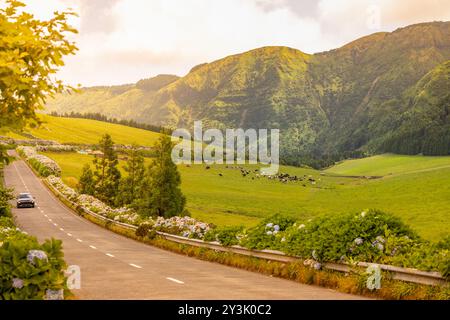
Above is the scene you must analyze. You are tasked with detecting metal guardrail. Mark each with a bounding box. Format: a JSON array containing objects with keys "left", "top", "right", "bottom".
[{"left": 44, "top": 178, "right": 448, "bottom": 287}]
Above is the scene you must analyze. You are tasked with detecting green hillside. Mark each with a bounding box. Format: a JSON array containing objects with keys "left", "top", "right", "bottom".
[
  {"left": 375, "top": 60, "right": 450, "bottom": 155},
  {"left": 45, "top": 74, "right": 179, "bottom": 121},
  {"left": 45, "top": 22, "right": 450, "bottom": 167},
  {"left": 326, "top": 154, "right": 450, "bottom": 176},
  {"left": 9, "top": 114, "right": 162, "bottom": 146}
]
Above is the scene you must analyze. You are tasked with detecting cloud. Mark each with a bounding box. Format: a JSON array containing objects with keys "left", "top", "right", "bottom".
[
  {"left": 380, "top": 0, "right": 450, "bottom": 26},
  {"left": 19, "top": 0, "right": 450, "bottom": 86},
  {"left": 78, "top": 0, "right": 120, "bottom": 34},
  {"left": 255, "top": 0, "right": 319, "bottom": 18}
]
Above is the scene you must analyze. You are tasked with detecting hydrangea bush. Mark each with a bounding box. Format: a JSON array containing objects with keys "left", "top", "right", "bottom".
[
  {"left": 200, "top": 211, "right": 450, "bottom": 277},
  {"left": 153, "top": 216, "right": 211, "bottom": 239},
  {"left": 47, "top": 176, "right": 210, "bottom": 238},
  {"left": 239, "top": 214, "right": 296, "bottom": 250},
  {"left": 17, "top": 146, "right": 61, "bottom": 177},
  {"left": 36, "top": 145, "right": 76, "bottom": 152},
  {"left": 0, "top": 217, "right": 69, "bottom": 300},
  {"left": 47, "top": 176, "right": 142, "bottom": 225},
  {"left": 203, "top": 226, "right": 244, "bottom": 246}
]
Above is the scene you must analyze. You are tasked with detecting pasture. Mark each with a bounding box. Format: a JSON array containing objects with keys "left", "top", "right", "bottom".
[
  {"left": 41, "top": 151, "right": 450, "bottom": 241},
  {"left": 7, "top": 114, "right": 162, "bottom": 146}
]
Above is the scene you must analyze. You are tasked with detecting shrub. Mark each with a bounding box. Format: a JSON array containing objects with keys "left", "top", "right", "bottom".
[
  {"left": 0, "top": 217, "right": 14, "bottom": 229},
  {"left": 280, "top": 210, "right": 417, "bottom": 262},
  {"left": 147, "top": 229, "right": 157, "bottom": 240},
  {"left": 17, "top": 146, "right": 61, "bottom": 177},
  {"left": 0, "top": 219, "right": 69, "bottom": 300},
  {"left": 153, "top": 216, "right": 211, "bottom": 239},
  {"left": 204, "top": 226, "right": 244, "bottom": 246},
  {"left": 136, "top": 222, "right": 153, "bottom": 238},
  {"left": 0, "top": 187, "right": 14, "bottom": 217},
  {"left": 240, "top": 214, "right": 296, "bottom": 250}
]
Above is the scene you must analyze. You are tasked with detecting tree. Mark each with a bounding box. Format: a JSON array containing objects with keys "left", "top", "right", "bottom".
[
  {"left": 0, "top": 146, "right": 11, "bottom": 166},
  {"left": 117, "top": 145, "right": 146, "bottom": 206},
  {"left": 0, "top": 185, "right": 14, "bottom": 217},
  {"left": 78, "top": 164, "right": 95, "bottom": 195},
  {"left": 138, "top": 135, "right": 185, "bottom": 218},
  {"left": 93, "top": 134, "right": 121, "bottom": 204},
  {"left": 0, "top": 0, "right": 78, "bottom": 129}
]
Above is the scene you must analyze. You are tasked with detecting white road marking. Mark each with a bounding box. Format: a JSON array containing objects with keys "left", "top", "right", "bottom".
[
  {"left": 44, "top": 214, "right": 48, "bottom": 217},
  {"left": 67, "top": 233, "right": 73, "bottom": 237},
  {"left": 59, "top": 228, "right": 64, "bottom": 231},
  {"left": 53, "top": 223, "right": 58, "bottom": 227},
  {"left": 129, "top": 263, "right": 142, "bottom": 269},
  {"left": 166, "top": 277, "right": 184, "bottom": 284},
  {"left": 89, "top": 245, "right": 97, "bottom": 250},
  {"left": 106, "top": 253, "right": 115, "bottom": 258},
  {"left": 49, "top": 218, "right": 53, "bottom": 222},
  {"left": 76, "top": 239, "right": 83, "bottom": 243},
  {"left": 13, "top": 162, "right": 29, "bottom": 192}
]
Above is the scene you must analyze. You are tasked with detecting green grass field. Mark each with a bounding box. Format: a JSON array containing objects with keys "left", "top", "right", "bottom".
[
  {"left": 10, "top": 115, "right": 449, "bottom": 240},
  {"left": 327, "top": 154, "right": 450, "bottom": 177},
  {"left": 41, "top": 151, "right": 450, "bottom": 241},
  {"left": 7, "top": 114, "right": 161, "bottom": 146}
]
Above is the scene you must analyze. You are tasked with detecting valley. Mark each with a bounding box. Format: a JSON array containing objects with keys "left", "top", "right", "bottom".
[{"left": 8, "top": 115, "right": 450, "bottom": 241}]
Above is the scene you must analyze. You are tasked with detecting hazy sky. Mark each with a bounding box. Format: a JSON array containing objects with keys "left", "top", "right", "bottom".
[{"left": 21, "top": 0, "right": 450, "bottom": 86}]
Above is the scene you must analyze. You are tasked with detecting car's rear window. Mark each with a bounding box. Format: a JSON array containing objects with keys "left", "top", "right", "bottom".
[{"left": 19, "top": 194, "right": 32, "bottom": 199}]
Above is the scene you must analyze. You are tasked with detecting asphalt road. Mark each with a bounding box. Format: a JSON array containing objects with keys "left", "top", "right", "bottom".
[{"left": 3, "top": 155, "right": 364, "bottom": 300}]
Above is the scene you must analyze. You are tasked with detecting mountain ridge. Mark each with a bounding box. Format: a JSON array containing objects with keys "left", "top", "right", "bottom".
[{"left": 45, "top": 21, "right": 450, "bottom": 167}]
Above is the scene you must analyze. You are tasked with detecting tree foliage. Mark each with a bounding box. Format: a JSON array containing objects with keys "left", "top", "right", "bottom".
[
  {"left": 117, "top": 145, "right": 146, "bottom": 206},
  {"left": 137, "top": 135, "right": 185, "bottom": 218},
  {"left": 0, "top": 0, "right": 78, "bottom": 129},
  {"left": 77, "top": 164, "right": 95, "bottom": 195},
  {"left": 93, "top": 134, "right": 121, "bottom": 204}
]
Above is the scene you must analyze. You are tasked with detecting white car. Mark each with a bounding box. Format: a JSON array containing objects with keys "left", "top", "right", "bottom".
[{"left": 16, "top": 193, "right": 36, "bottom": 208}]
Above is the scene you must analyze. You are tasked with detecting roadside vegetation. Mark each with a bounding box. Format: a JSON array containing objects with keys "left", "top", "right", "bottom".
[
  {"left": 78, "top": 133, "right": 186, "bottom": 218},
  {"left": 204, "top": 212, "right": 450, "bottom": 279},
  {"left": 24, "top": 146, "right": 450, "bottom": 279},
  {"left": 0, "top": 217, "right": 70, "bottom": 300},
  {"left": 49, "top": 193, "right": 450, "bottom": 300}
]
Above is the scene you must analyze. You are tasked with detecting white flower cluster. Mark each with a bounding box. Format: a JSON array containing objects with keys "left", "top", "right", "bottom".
[
  {"left": 47, "top": 175, "right": 140, "bottom": 225},
  {"left": 154, "top": 216, "right": 211, "bottom": 239},
  {"left": 17, "top": 146, "right": 62, "bottom": 176},
  {"left": 47, "top": 175, "right": 78, "bottom": 201},
  {"left": 0, "top": 225, "right": 23, "bottom": 243},
  {"left": 303, "top": 259, "right": 322, "bottom": 270},
  {"left": 27, "top": 250, "right": 48, "bottom": 265},
  {"left": 46, "top": 176, "right": 211, "bottom": 239},
  {"left": 265, "top": 222, "right": 280, "bottom": 236},
  {"left": 36, "top": 145, "right": 76, "bottom": 152}
]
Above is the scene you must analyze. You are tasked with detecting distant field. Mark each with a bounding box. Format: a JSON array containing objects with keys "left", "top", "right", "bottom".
[
  {"left": 42, "top": 151, "right": 450, "bottom": 241},
  {"left": 326, "top": 154, "right": 450, "bottom": 177},
  {"left": 7, "top": 114, "right": 161, "bottom": 146}
]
